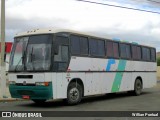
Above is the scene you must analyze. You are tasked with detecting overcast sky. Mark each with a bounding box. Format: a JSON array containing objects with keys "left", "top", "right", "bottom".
[{"left": 1, "top": 0, "right": 160, "bottom": 51}]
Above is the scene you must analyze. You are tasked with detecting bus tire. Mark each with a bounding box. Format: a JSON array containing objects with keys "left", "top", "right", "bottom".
[
  {"left": 67, "top": 82, "right": 82, "bottom": 105},
  {"left": 32, "top": 99, "right": 46, "bottom": 104},
  {"left": 133, "top": 78, "right": 143, "bottom": 96}
]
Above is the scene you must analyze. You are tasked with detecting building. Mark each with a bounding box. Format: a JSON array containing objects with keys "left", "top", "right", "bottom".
[{"left": 0, "top": 42, "right": 13, "bottom": 71}]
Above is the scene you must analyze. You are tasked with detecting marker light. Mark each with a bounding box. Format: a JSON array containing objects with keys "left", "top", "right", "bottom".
[
  {"left": 132, "top": 42, "right": 138, "bottom": 45},
  {"left": 35, "top": 82, "right": 49, "bottom": 86},
  {"left": 112, "top": 38, "right": 120, "bottom": 41},
  {"left": 9, "top": 81, "right": 16, "bottom": 85},
  {"left": 121, "top": 40, "right": 129, "bottom": 43}
]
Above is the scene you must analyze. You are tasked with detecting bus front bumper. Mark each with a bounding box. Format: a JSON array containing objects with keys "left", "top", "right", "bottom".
[{"left": 9, "top": 82, "right": 53, "bottom": 100}]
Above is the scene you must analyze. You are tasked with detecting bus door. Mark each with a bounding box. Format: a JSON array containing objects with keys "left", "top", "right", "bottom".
[{"left": 52, "top": 35, "right": 69, "bottom": 98}]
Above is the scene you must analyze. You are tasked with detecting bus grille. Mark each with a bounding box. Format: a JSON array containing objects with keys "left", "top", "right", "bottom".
[
  {"left": 17, "top": 90, "right": 34, "bottom": 95},
  {"left": 16, "top": 83, "right": 35, "bottom": 86}
]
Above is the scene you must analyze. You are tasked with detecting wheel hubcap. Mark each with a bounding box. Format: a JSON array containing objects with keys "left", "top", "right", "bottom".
[
  {"left": 69, "top": 88, "right": 79, "bottom": 101},
  {"left": 136, "top": 82, "right": 142, "bottom": 93}
]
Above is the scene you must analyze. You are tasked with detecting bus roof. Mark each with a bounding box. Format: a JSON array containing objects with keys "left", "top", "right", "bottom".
[
  {"left": 15, "top": 28, "right": 155, "bottom": 48},
  {"left": 15, "top": 28, "right": 112, "bottom": 39}
]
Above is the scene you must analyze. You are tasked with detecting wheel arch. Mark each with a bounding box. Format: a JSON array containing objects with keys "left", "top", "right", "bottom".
[{"left": 68, "top": 78, "right": 84, "bottom": 97}]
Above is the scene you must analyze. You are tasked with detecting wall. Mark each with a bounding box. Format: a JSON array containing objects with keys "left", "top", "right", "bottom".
[{"left": 5, "top": 54, "right": 10, "bottom": 71}]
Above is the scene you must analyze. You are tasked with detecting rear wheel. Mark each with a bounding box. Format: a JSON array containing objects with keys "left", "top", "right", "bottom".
[
  {"left": 66, "top": 82, "right": 82, "bottom": 105},
  {"left": 133, "top": 78, "right": 143, "bottom": 96}
]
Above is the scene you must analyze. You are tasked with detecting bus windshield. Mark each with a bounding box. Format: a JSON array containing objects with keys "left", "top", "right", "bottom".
[{"left": 9, "top": 34, "right": 52, "bottom": 72}]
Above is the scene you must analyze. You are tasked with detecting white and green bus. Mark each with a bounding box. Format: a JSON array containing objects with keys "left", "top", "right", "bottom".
[{"left": 9, "top": 28, "right": 157, "bottom": 105}]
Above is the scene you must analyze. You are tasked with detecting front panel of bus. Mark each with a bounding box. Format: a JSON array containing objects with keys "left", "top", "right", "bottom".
[{"left": 8, "top": 33, "right": 70, "bottom": 100}]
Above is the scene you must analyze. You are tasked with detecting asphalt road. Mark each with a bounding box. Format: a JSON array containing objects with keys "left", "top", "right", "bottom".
[{"left": 0, "top": 82, "right": 160, "bottom": 120}]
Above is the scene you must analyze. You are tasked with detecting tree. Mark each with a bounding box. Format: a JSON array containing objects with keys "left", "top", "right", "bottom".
[{"left": 157, "top": 57, "right": 160, "bottom": 66}]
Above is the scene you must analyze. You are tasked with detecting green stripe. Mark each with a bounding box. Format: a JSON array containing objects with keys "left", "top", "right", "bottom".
[{"left": 111, "top": 60, "right": 127, "bottom": 92}]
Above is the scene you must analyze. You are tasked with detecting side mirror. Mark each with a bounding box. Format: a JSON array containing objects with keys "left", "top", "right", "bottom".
[{"left": 4, "top": 53, "right": 6, "bottom": 62}]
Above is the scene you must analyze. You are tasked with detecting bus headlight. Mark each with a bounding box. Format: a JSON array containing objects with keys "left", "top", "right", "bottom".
[
  {"left": 9, "top": 81, "right": 16, "bottom": 85},
  {"left": 35, "top": 82, "right": 49, "bottom": 86}
]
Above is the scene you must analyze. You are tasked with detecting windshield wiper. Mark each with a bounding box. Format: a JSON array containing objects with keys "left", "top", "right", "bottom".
[
  {"left": 30, "top": 47, "right": 35, "bottom": 71},
  {"left": 14, "top": 53, "right": 25, "bottom": 72}
]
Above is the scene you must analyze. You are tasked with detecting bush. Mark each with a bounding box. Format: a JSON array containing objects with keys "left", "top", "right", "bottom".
[{"left": 157, "top": 57, "right": 160, "bottom": 66}]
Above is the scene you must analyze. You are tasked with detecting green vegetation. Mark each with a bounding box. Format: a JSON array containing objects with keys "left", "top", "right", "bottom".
[{"left": 157, "top": 57, "right": 160, "bottom": 66}]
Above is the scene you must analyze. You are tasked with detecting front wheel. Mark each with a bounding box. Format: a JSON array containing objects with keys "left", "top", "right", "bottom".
[
  {"left": 66, "top": 82, "right": 82, "bottom": 105},
  {"left": 133, "top": 79, "right": 143, "bottom": 96}
]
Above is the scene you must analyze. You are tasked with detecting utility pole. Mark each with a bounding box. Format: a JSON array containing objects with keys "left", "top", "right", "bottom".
[{"left": 0, "top": 0, "right": 6, "bottom": 98}]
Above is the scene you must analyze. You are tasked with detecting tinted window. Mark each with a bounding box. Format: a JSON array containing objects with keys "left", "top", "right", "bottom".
[
  {"left": 80, "top": 37, "right": 88, "bottom": 55},
  {"left": 71, "top": 35, "right": 89, "bottom": 55},
  {"left": 147, "top": 48, "right": 151, "bottom": 61},
  {"left": 126, "top": 45, "right": 131, "bottom": 59},
  {"left": 89, "top": 39, "right": 97, "bottom": 56},
  {"left": 120, "top": 43, "right": 131, "bottom": 59},
  {"left": 89, "top": 38, "right": 105, "bottom": 57},
  {"left": 71, "top": 35, "right": 80, "bottom": 55},
  {"left": 142, "top": 47, "right": 150, "bottom": 61},
  {"left": 106, "top": 41, "right": 113, "bottom": 57},
  {"left": 56, "top": 36, "right": 69, "bottom": 45},
  {"left": 151, "top": 48, "right": 156, "bottom": 62},
  {"left": 29, "top": 35, "right": 52, "bottom": 44},
  {"left": 137, "top": 46, "right": 141, "bottom": 60},
  {"left": 132, "top": 46, "right": 137, "bottom": 59},
  {"left": 113, "top": 42, "right": 119, "bottom": 58},
  {"left": 98, "top": 40, "right": 105, "bottom": 56},
  {"left": 54, "top": 45, "right": 69, "bottom": 71},
  {"left": 132, "top": 45, "right": 142, "bottom": 60},
  {"left": 120, "top": 44, "right": 126, "bottom": 58}
]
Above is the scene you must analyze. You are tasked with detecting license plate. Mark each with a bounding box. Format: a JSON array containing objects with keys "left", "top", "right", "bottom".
[{"left": 22, "top": 95, "right": 30, "bottom": 99}]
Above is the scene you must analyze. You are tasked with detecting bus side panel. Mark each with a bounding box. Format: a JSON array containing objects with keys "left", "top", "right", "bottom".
[
  {"left": 55, "top": 73, "right": 66, "bottom": 99},
  {"left": 55, "top": 72, "right": 87, "bottom": 99},
  {"left": 101, "top": 73, "right": 115, "bottom": 94},
  {"left": 85, "top": 73, "right": 93, "bottom": 96},
  {"left": 92, "top": 73, "right": 101, "bottom": 94},
  {"left": 84, "top": 72, "right": 117, "bottom": 96},
  {"left": 69, "top": 56, "right": 92, "bottom": 71},
  {"left": 142, "top": 72, "right": 157, "bottom": 88},
  {"left": 131, "top": 72, "right": 157, "bottom": 90},
  {"left": 52, "top": 73, "right": 57, "bottom": 99},
  {"left": 63, "top": 72, "right": 116, "bottom": 97},
  {"left": 119, "top": 73, "right": 132, "bottom": 92},
  {"left": 52, "top": 73, "right": 68, "bottom": 99}
]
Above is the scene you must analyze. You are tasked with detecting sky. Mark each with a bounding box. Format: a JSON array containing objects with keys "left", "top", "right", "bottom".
[{"left": 1, "top": 0, "right": 160, "bottom": 51}]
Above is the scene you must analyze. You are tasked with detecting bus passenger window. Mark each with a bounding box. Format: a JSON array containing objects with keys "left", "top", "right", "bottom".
[
  {"left": 120, "top": 44, "right": 131, "bottom": 59},
  {"left": 71, "top": 35, "right": 80, "bottom": 55},
  {"left": 151, "top": 48, "right": 156, "bottom": 62},
  {"left": 98, "top": 40, "right": 105, "bottom": 57},
  {"left": 106, "top": 41, "right": 113, "bottom": 57},
  {"left": 89, "top": 39, "right": 98, "bottom": 56},
  {"left": 137, "top": 46, "right": 141, "bottom": 60},
  {"left": 80, "top": 37, "right": 88, "bottom": 55},
  {"left": 142, "top": 47, "right": 150, "bottom": 61},
  {"left": 113, "top": 42, "right": 119, "bottom": 58}
]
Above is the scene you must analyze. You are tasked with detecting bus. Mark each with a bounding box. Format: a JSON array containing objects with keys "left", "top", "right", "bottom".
[{"left": 8, "top": 28, "right": 157, "bottom": 105}]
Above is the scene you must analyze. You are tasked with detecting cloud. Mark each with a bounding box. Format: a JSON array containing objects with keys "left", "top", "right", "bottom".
[
  {"left": 4, "top": 0, "right": 160, "bottom": 51},
  {"left": 97, "top": 0, "right": 160, "bottom": 11}
]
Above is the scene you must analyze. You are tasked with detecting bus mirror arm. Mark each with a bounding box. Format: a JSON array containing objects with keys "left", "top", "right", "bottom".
[{"left": 4, "top": 53, "right": 6, "bottom": 62}]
